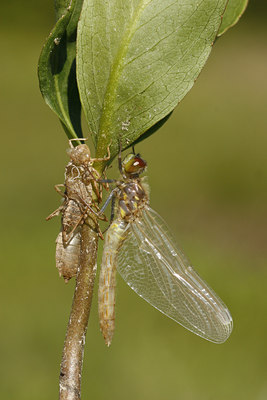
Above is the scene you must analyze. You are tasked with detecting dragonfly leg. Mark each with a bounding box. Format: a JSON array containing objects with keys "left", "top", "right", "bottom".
[
  {"left": 98, "top": 189, "right": 117, "bottom": 215},
  {"left": 101, "top": 195, "right": 116, "bottom": 234},
  {"left": 62, "top": 214, "right": 84, "bottom": 245},
  {"left": 46, "top": 205, "right": 64, "bottom": 221},
  {"left": 100, "top": 170, "right": 111, "bottom": 191},
  {"left": 118, "top": 140, "right": 123, "bottom": 175},
  {"left": 82, "top": 206, "right": 105, "bottom": 240},
  {"left": 91, "top": 178, "right": 102, "bottom": 203},
  {"left": 110, "top": 195, "right": 116, "bottom": 225},
  {"left": 68, "top": 137, "right": 88, "bottom": 148},
  {"left": 54, "top": 184, "right": 65, "bottom": 197},
  {"left": 62, "top": 205, "right": 104, "bottom": 243},
  {"left": 90, "top": 144, "right": 111, "bottom": 163},
  {"left": 46, "top": 184, "right": 66, "bottom": 220},
  {"left": 74, "top": 193, "right": 107, "bottom": 221},
  {"left": 97, "top": 178, "right": 116, "bottom": 185}
]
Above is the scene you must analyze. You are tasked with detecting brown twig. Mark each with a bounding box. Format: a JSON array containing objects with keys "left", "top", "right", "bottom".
[{"left": 59, "top": 222, "right": 98, "bottom": 400}]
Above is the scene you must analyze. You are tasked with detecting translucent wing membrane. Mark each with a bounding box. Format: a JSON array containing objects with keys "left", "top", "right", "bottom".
[{"left": 117, "top": 207, "right": 233, "bottom": 343}]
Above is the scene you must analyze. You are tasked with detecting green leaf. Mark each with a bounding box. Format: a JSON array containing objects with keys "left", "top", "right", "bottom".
[
  {"left": 54, "top": 0, "right": 72, "bottom": 20},
  {"left": 38, "top": 0, "right": 83, "bottom": 140},
  {"left": 131, "top": 111, "right": 173, "bottom": 148},
  {"left": 218, "top": 0, "right": 248, "bottom": 36},
  {"left": 77, "top": 0, "right": 228, "bottom": 161}
]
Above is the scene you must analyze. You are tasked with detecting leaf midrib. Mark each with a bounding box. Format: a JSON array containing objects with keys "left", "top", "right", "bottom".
[
  {"left": 97, "top": 0, "right": 150, "bottom": 152},
  {"left": 54, "top": 75, "right": 73, "bottom": 134}
]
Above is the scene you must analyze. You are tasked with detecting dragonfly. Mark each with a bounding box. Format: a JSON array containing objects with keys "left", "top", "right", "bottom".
[
  {"left": 98, "top": 151, "right": 233, "bottom": 346},
  {"left": 47, "top": 139, "right": 110, "bottom": 282}
]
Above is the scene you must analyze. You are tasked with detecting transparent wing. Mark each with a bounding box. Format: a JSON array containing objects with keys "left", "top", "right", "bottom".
[{"left": 117, "top": 207, "right": 233, "bottom": 343}]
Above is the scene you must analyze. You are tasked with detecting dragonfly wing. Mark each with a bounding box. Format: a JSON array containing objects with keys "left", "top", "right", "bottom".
[{"left": 117, "top": 207, "right": 233, "bottom": 343}]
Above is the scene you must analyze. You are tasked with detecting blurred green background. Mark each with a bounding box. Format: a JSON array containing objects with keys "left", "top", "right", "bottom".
[{"left": 1, "top": 2, "right": 267, "bottom": 399}]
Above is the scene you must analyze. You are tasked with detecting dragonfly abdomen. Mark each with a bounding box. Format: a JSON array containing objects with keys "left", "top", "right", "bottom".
[
  {"left": 56, "top": 228, "right": 81, "bottom": 282},
  {"left": 98, "top": 220, "right": 127, "bottom": 346}
]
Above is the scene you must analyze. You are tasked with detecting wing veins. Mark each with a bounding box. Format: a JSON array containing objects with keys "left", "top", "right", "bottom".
[{"left": 116, "top": 207, "right": 233, "bottom": 342}]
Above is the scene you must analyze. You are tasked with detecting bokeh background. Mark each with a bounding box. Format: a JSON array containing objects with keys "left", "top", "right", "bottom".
[{"left": 1, "top": 2, "right": 267, "bottom": 399}]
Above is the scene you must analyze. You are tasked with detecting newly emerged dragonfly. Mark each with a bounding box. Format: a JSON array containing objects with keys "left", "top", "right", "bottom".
[
  {"left": 98, "top": 152, "right": 233, "bottom": 346},
  {"left": 47, "top": 139, "right": 109, "bottom": 282}
]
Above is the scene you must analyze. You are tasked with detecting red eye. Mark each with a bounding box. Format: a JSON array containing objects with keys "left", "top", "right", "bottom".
[
  {"left": 122, "top": 153, "right": 147, "bottom": 175},
  {"left": 133, "top": 156, "right": 146, "bottom": 169},
  {"left": 127, "top": 155, "right": 147, "bottom": 174}
]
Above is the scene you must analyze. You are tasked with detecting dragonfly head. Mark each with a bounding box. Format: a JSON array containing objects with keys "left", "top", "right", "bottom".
[
  {"left": 67, "top": 144, "right": 91, "bottom": 166},
  {"left": 122, "top": 153, "right": 147, "bottom": 177}
]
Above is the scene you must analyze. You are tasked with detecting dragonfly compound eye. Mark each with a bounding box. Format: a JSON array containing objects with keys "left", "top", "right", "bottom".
[
  {"left": 122, "top": 154, "right": 147, "bottom": 176},
  {"left": 67, "top": 144, "right": 91, "bottom": 165}
]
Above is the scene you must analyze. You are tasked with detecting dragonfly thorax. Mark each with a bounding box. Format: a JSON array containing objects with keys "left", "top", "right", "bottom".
[{"left": 118, "top": 180, "right": 148, "bottom": 222}]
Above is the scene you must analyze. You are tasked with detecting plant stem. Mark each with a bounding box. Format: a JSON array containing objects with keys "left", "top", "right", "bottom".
[{"left": 59, "top": 222, "right": 98, "bottom": 400}]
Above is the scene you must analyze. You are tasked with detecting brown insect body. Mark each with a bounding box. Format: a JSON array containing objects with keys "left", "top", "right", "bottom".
[
  {"left": 48, "top": 142, "right": 109, "bottom": 281},
  {"left": 61, "top": 159, "right": 96, "bottom": 244},
  {"left": 98, "top": 154, "right": 149, "bottom": 346},
  {"left": 56, "top": 229, "right": 81, "bottom": 282}
]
